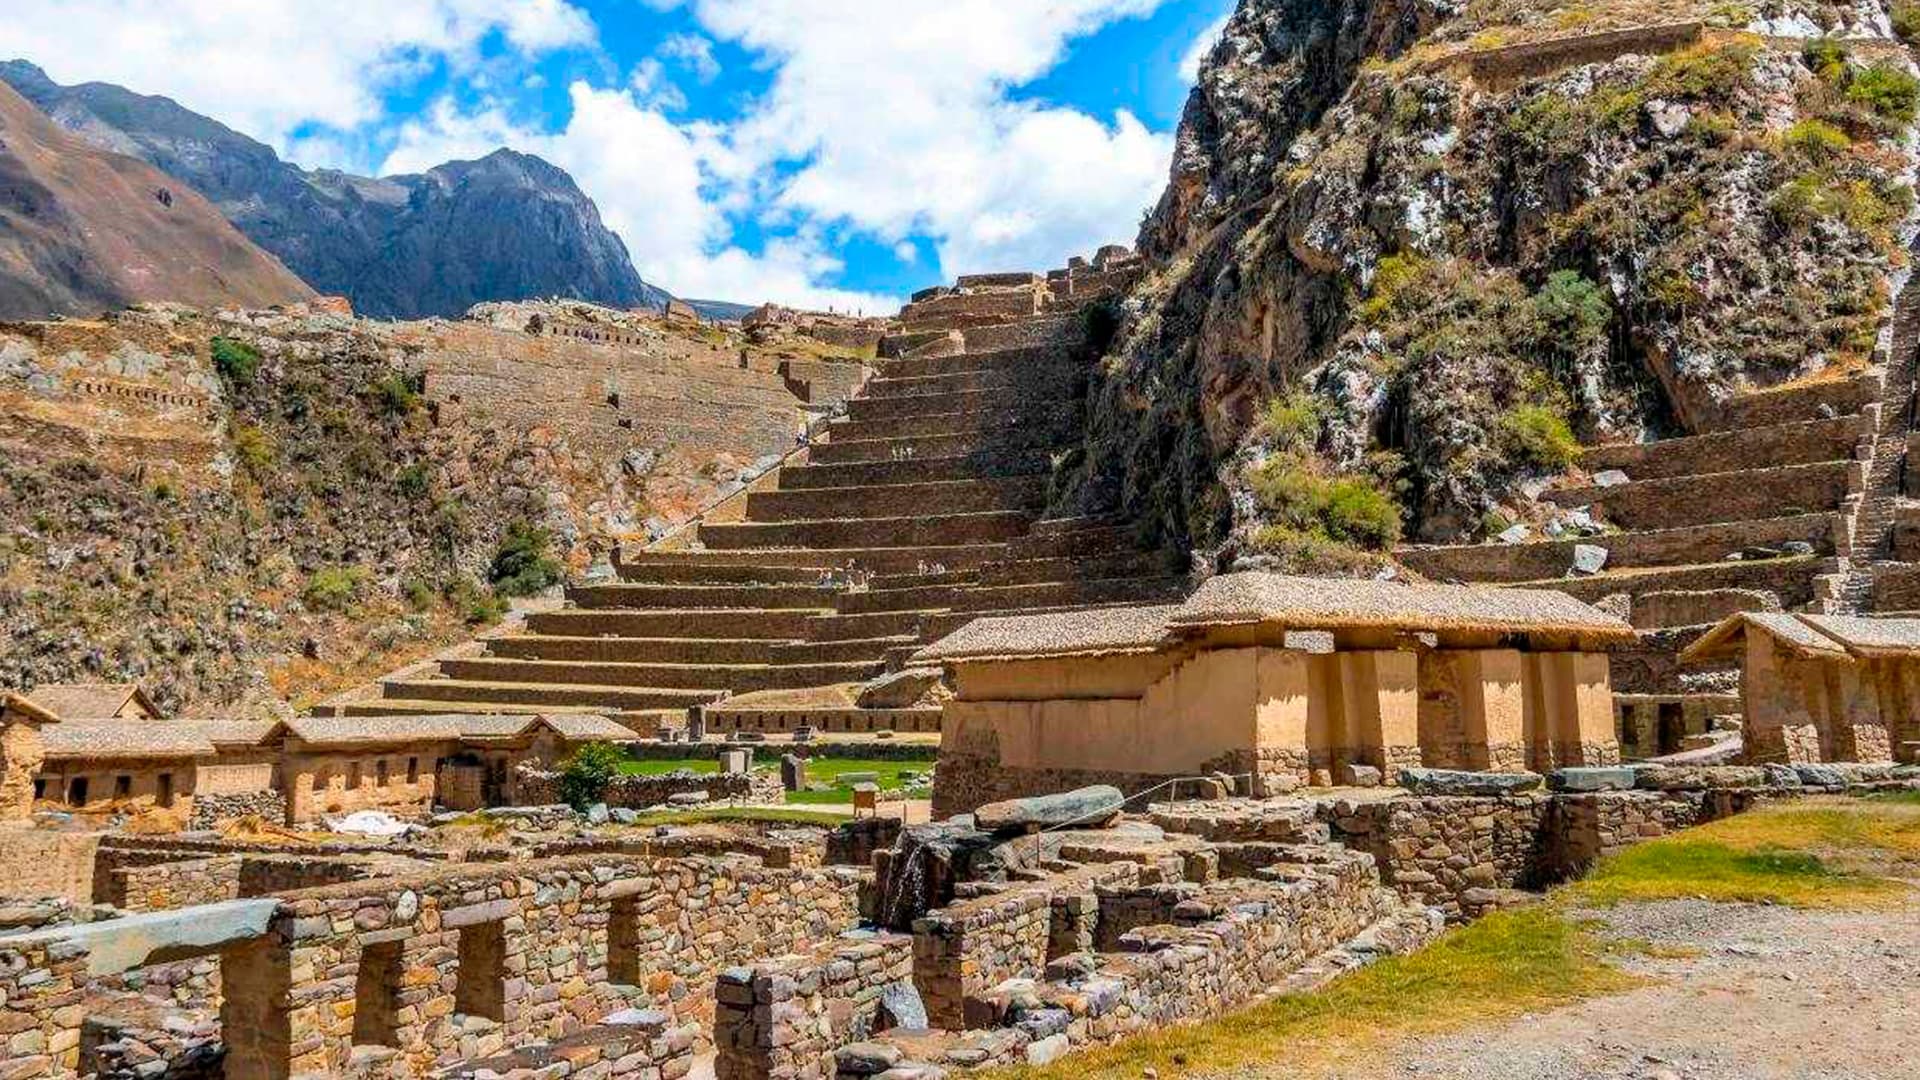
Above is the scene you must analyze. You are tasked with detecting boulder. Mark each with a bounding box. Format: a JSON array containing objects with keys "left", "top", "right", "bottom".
[
  {"left": 856, "top": 668, "right": 943, "bottom": 709},
  {"left": 1762, "top": 764, "right": 1802, "bottom": 788},
  {"left": 1397, "top": 768, "right": 1542, "bottom": 795},
  {"left": 1571, "top": 544, "right": 1609, "bottom": 575},
  {"left": 974, "top": 785, "right": 1125, "bottom": 833},
  {"left": 1342, "top": 763, "right": 1383, "bottom": 788},
  {"left": 1548, "top": 766, "right": 1637, "bottom": 793},
  {"left": 837, "top": 1042, "right": 903, "bottom": 1076},
  {"left": 1592, "top": 469, "right": 1630, "bottom": 487},
  {"left": 1635, "top": 765, "right": 1768, "bottom": 790},
  {"left": 586, "top": 802, "right": 610, "bottom": 825}
]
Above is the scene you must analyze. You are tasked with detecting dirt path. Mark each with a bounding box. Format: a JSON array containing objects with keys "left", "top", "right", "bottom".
[{"left": 1321, "top": 896, "right": 1920, "bottom": 1080}]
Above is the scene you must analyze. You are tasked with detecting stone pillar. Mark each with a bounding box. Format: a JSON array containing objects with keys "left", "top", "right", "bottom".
[
  {"left": 221, "top": 936, "right": 295, "bottom": 1080},
  {"left": 1335, "top": 651, "right": 1421, "bottom": 776},
  {"left": 1743, "top": 639, "right": 1827, "bottom": 763},
  {"left": 1561, "top": 653, "right": 1620, "bottom": 765},
  {"left": 0, "top": 709, "right": 46, "bottom": 823},
  {"left": 1252, "top": 649, "right": 1314, "bottom": 789},
  {"left": 1828, "top": 659, "right": 1893, "bottom": 763},
  {"left": 1418, "top": 650, "right": 1525, "bottom": 771}
]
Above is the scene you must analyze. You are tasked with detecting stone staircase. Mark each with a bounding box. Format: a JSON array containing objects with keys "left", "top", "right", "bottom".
[{"left": 320, "top": 252, "right": 1188, "bottom": 733}]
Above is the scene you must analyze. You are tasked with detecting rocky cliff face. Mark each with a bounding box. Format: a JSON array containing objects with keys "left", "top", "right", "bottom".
[
  {"left": 0, "top": 61, "right": 671, "bottom": 320},
  {"left": 1057, "top": 0, "right": 1918, "bottom": 567},
  {"left": 0, "top": 79, "right": 313, "bottom": 319}
]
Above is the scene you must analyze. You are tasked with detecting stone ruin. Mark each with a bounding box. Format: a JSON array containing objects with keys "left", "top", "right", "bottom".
[{"left": 3, "top": 761, "right": 1917, "bottom": 1079}]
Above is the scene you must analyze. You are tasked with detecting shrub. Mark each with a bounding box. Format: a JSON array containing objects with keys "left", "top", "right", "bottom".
[
  {"left": 1782, "top": 119, "right": 1851, "bottom": 163},
  {"left": 1499, "top": 404, "right": 1583, "bottom": 471},
  {"left": 302, "top": 566, "right": 365, "bottom": 612},
  {"left": 445, "top": 577, "right": 508, "bottom": 625},
  {"left": 1846, "top": 64, "right": 1920, "bottom": 123},
  {"left": 558, "top": 742, "right": 625, "bottom": 811},
  {"left": 1248, "top": 457, "right": 1402, "bottom": 550},
  {"left": 230, "top": 423, "right": 275, "bottom": 475},
  {"left": 1356, "top": 253, "right": 1432, "bottom": 323},
  {"left": 1895, "top": 1, "right": 1920, "bottom": 43},
  {"left": 1258, "top": 393, "right": 1321, "bottom": 452},
  {"left": 401, "top": 577, "right": 436, "bottom": 610},
  {"left": 1802, "top": 38, "right": 1851, "bottom": 83},
  {"left": 1506, "top": 92, "right": 1585, "bottom": 157},
  {"left": 368, "top": 371, "right": 423, "bottom": 416},
  {"left": 210, "top": 336, "right": 261, "bottom": 385},
  {"left": 488, "top": 523, "right": 563, "bottom": 597},
  {"left": 395, "top": 463, "right": 430, "bottom": 500},
  {"left": 1645, "top": 40, "right": 1756, "bottom": 100},
  {"left": 1531, "top": 271, "right": 1610, "bottom": 352},
  {"left": 1081, "top": 298, "right": 1124, "bottom": 356},
  {"left": 1247, "top": 526, "right": 1384, "bottom": 574}
]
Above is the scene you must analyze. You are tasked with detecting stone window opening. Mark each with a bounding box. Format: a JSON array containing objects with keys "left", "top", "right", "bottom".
[
  {"left": 157, "top": 773, "right": 174, "bottom": 807},
  {"left": 33, "top": 779, "right": 44, "bottom": 800},
  {"left": 377, "top": 759, "right": 390, "bottom": 788},
  {"left": 114, "top": 775, "right": 132, "bottom": 799},
  {"left": 607, "top": 898, "right": 642, "bottom": 986},
  {"left": 455, "top": 921, "right": 508, "bottom": 1021},
  {"left": 407, "top": 757, "right": 419, "bottom": 784},
  {"left": 67, "top": 776, "right": 88, "bottom": 806},
  {"left": 347, "top": 761, "right": 362, "bottom": 790},
  {"left": 353, "top": 940, "right": 404, "bottom": 1047}
]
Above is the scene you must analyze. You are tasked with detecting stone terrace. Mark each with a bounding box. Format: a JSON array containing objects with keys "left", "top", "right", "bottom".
[{"left": 331, "top": 250, "right": 1188, "bottom": 733}]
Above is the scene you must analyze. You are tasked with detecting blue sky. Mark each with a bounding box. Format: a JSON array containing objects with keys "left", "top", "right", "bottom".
[{"left": 1, "top": 0, "right": 1235, "bottom": 309}]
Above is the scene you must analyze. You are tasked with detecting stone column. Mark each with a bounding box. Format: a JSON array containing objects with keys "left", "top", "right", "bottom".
[
  {"left": 1334, "top": 651, "right": 1420, "bottom": 775},
  {"left": 1418, "top": 650, "right": 1525, "bottom": 770},
  {"left": 1827, "top": 659, "right": 1893, "bottom": 763}
]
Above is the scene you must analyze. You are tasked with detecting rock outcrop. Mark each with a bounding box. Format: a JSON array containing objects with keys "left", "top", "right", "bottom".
[
  {"left": 0, "top": 79, "right": 312, "bottom": 319},
  {"left": 0, "top": 60, "right": 672, "bottom": 320},
  {"left": 1055, "top": 0, "right": 1920, "bottom": 567}
]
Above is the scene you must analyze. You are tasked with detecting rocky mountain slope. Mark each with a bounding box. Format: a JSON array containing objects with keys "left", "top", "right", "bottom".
[
  {"left": 1054, "top": 0, "right": 1920, "bottom": 571},
  {"left": 0, "top": 60, "right": 672, "bottom": 320},
  {"left": 0, "top": 301, "right": 867, "bottom": 717},
  {"left": 0, "top": 79, "right": 312, "bottom": 319}
]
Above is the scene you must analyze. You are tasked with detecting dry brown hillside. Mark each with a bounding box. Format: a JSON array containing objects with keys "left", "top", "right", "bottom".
[{"left": 0, "top": 79, "right": 312, "bottom": 319}]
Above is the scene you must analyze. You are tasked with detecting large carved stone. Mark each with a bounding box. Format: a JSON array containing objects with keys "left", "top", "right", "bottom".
[{"left": 974, "top": 785, "right": 1125, "bottom": 833}]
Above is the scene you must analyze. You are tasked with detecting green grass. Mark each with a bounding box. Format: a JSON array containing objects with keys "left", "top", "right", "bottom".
[
  {"left": 618, "top": 807, "right": 850, "bottom": 827},
  {"left": 1866, "top": 789, "right": 1920, "bottom": 806},
  {"left": 614, "top": 754, "right": 932, "bottom": 804},
  {"left": 1570, "top": 801, "right": 1920, "bottom": 908},
  {"left": 988, "top": 906, "right": 1635, "bottom": 1080}
]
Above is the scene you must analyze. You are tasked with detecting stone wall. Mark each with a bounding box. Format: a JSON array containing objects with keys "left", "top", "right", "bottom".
[
  {"left": 713, "top": 931, "right": 918, "bottom": 1080},
  {"left": 186, "top": 790, "right": 287, "bottom": 831},
  {"left": 107, "top": 853, "right": 402, "bottom": 912},
  {"left": 0, "top": 827, "right": 99, "bottom": 902}
]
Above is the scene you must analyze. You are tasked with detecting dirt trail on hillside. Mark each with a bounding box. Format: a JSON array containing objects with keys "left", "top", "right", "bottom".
[{"left": 1319, "top": 897, "right": 1920, "bottom": 1080}]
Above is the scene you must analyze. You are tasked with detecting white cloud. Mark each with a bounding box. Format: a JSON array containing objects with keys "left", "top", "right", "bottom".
[
  {"left": 0, "top": 0, "right": 595, "bottom": 160},
  {"left": 686, "top": 0, "right": 1175, "bottom": 278},
  {"left": 1180, "top": 13, "right": 1230, "bottom": 82},
  {"left": 658, "top": 33, "right": 721, "bottom": 82}
]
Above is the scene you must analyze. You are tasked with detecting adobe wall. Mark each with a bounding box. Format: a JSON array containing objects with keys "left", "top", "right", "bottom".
[
  {"left": 33, "top": 756, "right": 196, "bottom": 829},
  {"left": 281, "top": 745, "right": 445, "bottom": 825},
  {"left": 0, "top": 827, "right": 100, "bottom": 903}
]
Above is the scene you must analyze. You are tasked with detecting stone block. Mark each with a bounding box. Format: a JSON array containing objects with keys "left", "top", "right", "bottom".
[
  {"left": 1397, "top": 768, "right": 1543, "bottom": 795},
  {"left": 1548, "top": 766, "right": 1637, "bottom": 792},
  {"left": 1342, "top": 764, "right": 1383, "bottom": 788},
  {"left": 975, "top": 785, "right": 1124, "bottom": 833}
]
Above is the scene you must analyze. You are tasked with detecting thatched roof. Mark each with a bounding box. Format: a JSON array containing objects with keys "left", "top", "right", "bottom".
[
  {"left": 39, "top": 721, "right": 215, "bottom": 760},
  {"left": 1, "top": 693, "right": 58, "bottom": 726},
  {"left": 282, "top": 716, "right": 465, "bottom": 747},
  {"left": 282, "top": 712, "right": 632, "bottom": 747},
  {"left": 1682, "top": 611, "right": 1920, "bottom": 662},
  {"left": 915, "top": 572, "right": 1633, "bottom": 663},
  {"left": 914, "top": 604, "right": 1181, "bottom": 663},
  {"left": 1173, "top": 573, "right": 1635, "bottom": 641},
  {"left": 24, "top": 683, "right": 159, "bottom": 721}
]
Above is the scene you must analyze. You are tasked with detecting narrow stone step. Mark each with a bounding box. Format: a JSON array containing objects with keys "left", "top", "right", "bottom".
[
  {"left": 846, "top": 387, "right": 1023, "bottom": 423},
  {"left": 804, "top": 609, "right": 945, "bottom": 642},
  {"left": 1001, "top": 523, "right": 1139, "bottom": 560},
  {"left": 485, "top": 636, "right": 781, "bottom": 665},
  {"left": 778, "top": 454, "right": 1046, "bottom": 490},
  {"left": 808, "top": 430, "right": 1037, "bottom": 466},
  {"left": 768, "top": 636, "right": 917, "bottom": 665},
  {"left": 526, "top": 608, "right": 823, "bottom": 639},
  {"left": 976, "top": 550, "right": 1170, "bottom": 586},
  {"left": 696, "top": 509, "right": 1035, "bottom": 550},
  {"left": 1704, "top": 374, "right": 1878, "bottom": 431},
  {"left": 437, "top": 658, "right": 876, "bottom": 692},
  {"left": 1543, "top": 460, "right": 1856, "bottom": 531},
  {"left": 950, "top": 575, "right": 1191, "bottom": 612},
  {"left": 600, "top": 563, "right": 832, "bottom": 585},
  {"left": 860, "top": 368, "right": 1013, "bottom": 399},
  {"left": 337, "top": 699, "right": 604, "bottom": 717},
  {"left": 1397, "top": 513, "right": 1840, "bottom": 584},
  {"left": 379, "top": 679, "right": 721, "bottom": 710},
  {"left": 565, "top": 583, "right": 837, "bottom": 610},
  {"left": 1580, "top": 415, "right": 1867, "bottom": 481},
  {"left": 617, "top": 544, "right": 1010, "bottom": 575},
  {"left": 1508, "top": 554, "right": 1834, "bottom": 611},
  {"left": 744, "top": 476, "right": 1046, "bottom": 523},
  {"left": 836, "top": 583, "right": 965, "bottom": 615},
  {"left": 827, "top": 406, "right": 1063, "bottom": 443},
  {"left": 876, "top": 342, "right": 1071, "bottom": 380}
]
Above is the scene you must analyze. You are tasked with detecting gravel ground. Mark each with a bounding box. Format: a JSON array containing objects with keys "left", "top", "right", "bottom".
[{"left": 1321, "top": 896, "right": 1920, "bottom": 1080}]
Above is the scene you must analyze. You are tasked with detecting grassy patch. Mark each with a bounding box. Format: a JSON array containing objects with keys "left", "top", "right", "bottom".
[
  {"left": 987, "top": 907, "right": 1635, "bottom": 1080},
  {"left": 1571, "top": 801, "right": 1920, "bottom": 908},
  {"left": 613, "top": 754, "right": 932, "bottom": 805},
  {"left": 1866, "top": 789, "right": 1920, "bottom": 806},
  {"left": 619, "top": 807, "right": 850, "bottom": 827}
]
